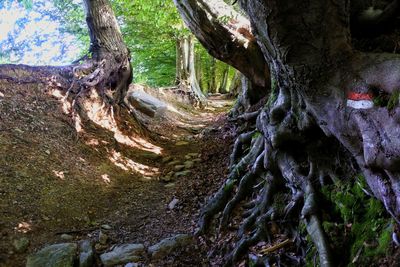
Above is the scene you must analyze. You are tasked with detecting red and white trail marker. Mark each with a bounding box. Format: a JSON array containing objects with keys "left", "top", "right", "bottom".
[{"left": 346, "top": 92, "right": 374, "bottom": 109}]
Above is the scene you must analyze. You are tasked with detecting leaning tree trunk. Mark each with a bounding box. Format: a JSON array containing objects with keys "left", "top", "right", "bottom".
[
  {"left": 67, "top": 0, "right": 132, "bottom": 122},
  {"left": 192, "top": 0, "right": 400, "bottom": 266},
  {"left": 176, "top": 35, "right": 207, "bottom": 106}
]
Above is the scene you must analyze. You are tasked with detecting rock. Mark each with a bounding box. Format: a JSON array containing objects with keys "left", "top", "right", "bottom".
[
  {"left": 13, "top": 237, "right": 29, "bottom": 253},
  {"left": 187, "top": 153, "right": 199, "bottom": 158},
  {"left": 101, "top": 224, "right": 112, "bottom": 230},
  {"left": 140, "top": 152, "right": 162, "bottom": 160},
  {"left": 26, "top": 243, "right": 77, "bottom": 267},
  {"left": 148, "top": 234, "right": 193, "bottom": 260},
  {"left": 174, "top": 171, "right": 191, "bottom": 178},
  {"left": 164, "top": 183, "right": 175, "bottom": 188},
  {"left": 184, "top": 161, "right": 194, "bottom": 169},
  {"left": 167, "top": 160, "right": 181, "bottom": 166},
  {"left": 127, "top": 89, "right": 167, "bottom": 117},
  {"left": 192, "top": 158, "right": 202, "bottom": 163},
  {"left": 168, "top": 198, "right": 179, "bottom": 210},
  {"left": 174, "top": 165, "right": 185, "bottom": 171},
  {"left": 124, "top": 263, "right": 139, "bottom": 267},
  {"left": 160, "top": 176, "right": 172, "bottom": 182},
  {"left": 184, "top": 155, "right": 191, "bottom": 160},
  {"left": 175, "top": 141, "right": 189, "bottom": 146},
  {"left": 79, "top": 240, "right": 94, "bottom": 267},
  {"left": 100, "top": 244, "right": 145, "bottom": 267},
  {"left": 162, "top": 156, "right": 173, "bottom": 163},
  {"left": 99, "top": 231, "right": 108, "bottom": 245},
  {"left": 60, "top": 234, "right": 73, "bottom": 241}
]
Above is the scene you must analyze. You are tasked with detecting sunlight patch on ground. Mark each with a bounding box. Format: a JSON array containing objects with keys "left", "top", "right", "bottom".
[
  {"left": 52, "top": 170, "right": 65, "bottom": 180},
  {"left": 109, "top": 150, "right": 159, "bottom": 177},
  {"left": 101, "top": 174, "right": 111, "bottom": 185},
  {"left": 84, "top": 88, "right": 162, "bottom": 154},
  {"left": 14, "top": 221, "right": 32, "bottom": 233}
]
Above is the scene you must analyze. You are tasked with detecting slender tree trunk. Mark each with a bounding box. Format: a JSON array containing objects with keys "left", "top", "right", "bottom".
[
  {"left": 219, "top": 65, "right": 229, "bottom": 94},
  {"left": 209, "top": 58, "right": 217, "bottom": 94},
  {"left": 175, "top": 35, "right": 207, "bottom": 106}
]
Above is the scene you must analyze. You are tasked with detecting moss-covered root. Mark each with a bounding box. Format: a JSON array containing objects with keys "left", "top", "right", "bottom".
[
  {"left": 229, "top": 130, "right": 256, "bottom": 168},
  {"left": 302, "top": 182, "right": 333, "bottom": 267}
]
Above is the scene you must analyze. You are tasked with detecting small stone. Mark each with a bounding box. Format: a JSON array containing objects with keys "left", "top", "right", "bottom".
[
  {"left": 16, "top": 185, "right": 23, "bottom": 192},
  {"left": 45, "top": 150, "right": 50, "bottom": 155},
  {"left": 164, "top": 183, "right": 175, "bottom": 188},
  {"left": 13, "top": 237, "right": 29, "bottom": 253},
  {"left": 124, "top": 263, "right": 139, "bottom": 267},
  {"left": 101, "top": 224, "right": 112, "bottom": 230},
  {"left": 175, "top": 141, "right": 189, "bottom": 146},
  {"left": 148, "top": 234, "right": 193, "bottom": 259},
  {"left": 140, "top": 152, "right": 162, "bottom": 160},
  {"left": 160, "top": 176, "right": 172, "bottom": 182},
  {"left": 99, "top": 231, "right": 108, "bottom": 245},
  {"left": 0, "top": 92, "right": 4, "bottom": 98},
  {"left": 26, "top": 243, "right": 77, "bottom": 267},
  {"left": 161, "top": 156, "right": 173, "bottom": 163},
  {"left": 184, "top": 161, "right": 194, "bottom": 169},
  {"left": 174, "top": 171, "right": 191, "bottom": 178},
  {"left": 187, "top": 153, "right": 199, "bottom": 158},
  {"left": 167, "top": 160, "right": 181, "bottom": 166},
  {"left": 174, "top": 165, "right": 185, "bottom": 171},
  {"left": 192, "top": 158, "right": 202, "bottom": 163},
  {"left": 184, "top": 155, "right": 191, "bottom": 160},
  {"left": 60, "top": 234, "right": 73, "bottom": 241},
  {"left": 168, "top": 198, "right": 179, "bottom": 210},
  {"left": 79, "top": 240, "right": 94, "bottom": 267},
  {"left": 100, "top": 244, "right": 145, "bottom": 266}
]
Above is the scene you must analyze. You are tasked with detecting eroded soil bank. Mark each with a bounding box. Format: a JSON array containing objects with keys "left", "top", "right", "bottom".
[{"left": 0, "top": 67, "right": 235, "bottom": 266}]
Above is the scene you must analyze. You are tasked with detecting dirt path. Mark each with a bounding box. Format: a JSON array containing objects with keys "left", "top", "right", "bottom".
[{"left": 0, "top": 78, "right": 234, "bottom": 266}]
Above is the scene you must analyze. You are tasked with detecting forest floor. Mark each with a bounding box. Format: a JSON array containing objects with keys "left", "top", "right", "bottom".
[{"left": 0, "top": 69, "right": 236, "bottom": 266}]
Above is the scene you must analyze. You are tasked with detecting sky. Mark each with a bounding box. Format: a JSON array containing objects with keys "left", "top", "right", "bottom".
[{"left": 0, "top": 1, "right": 84, "bottom": 65}]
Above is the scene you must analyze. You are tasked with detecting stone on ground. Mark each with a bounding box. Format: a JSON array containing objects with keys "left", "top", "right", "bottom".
[
  {"left": 13, "top": 237, "right": 29, "bottom": 253},
  {"left": 174, "top": 165, "right": 185, "bottom": 171},
  {"left": 78, "top": 240, "right": 94, "bottom": 267},
  {"left": 175, "top": 141, "right": 189, "bottom": 146},
  {"left": 26, "top": 243, "right": 77, "bottom": 267},
  {"left": 184, "top": 161, "right": 194, "bottom": 169},
  {"left": 174, "top": 170, "right": 191, "bottom": 178},
  {"left": 168, "top": 198, "right": 179, "bottom": 210},
  {"left": 127, "top": 89, "right": 167, "bottom": 118},
  {"left": 148, "top": 234, "right": 193, "bottom": 259},
  {"left": 100, "top": 244, "right": 145, "bottom": 266}
]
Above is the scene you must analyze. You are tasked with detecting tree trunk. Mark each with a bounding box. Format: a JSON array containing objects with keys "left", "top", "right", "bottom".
[
  {"left": 175, "top": 35, "right": 207, "bottom": 106},
  {"left": 219, "top": 65, "right": 229, "bottom": 94},
  {"left": 192, "top": 0, "right": 400, "bottom": 266}
]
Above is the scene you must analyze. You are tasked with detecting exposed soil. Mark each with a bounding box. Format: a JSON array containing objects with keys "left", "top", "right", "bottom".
[{"left": 0, "top": 67, "right": 235, "bottom": 266}]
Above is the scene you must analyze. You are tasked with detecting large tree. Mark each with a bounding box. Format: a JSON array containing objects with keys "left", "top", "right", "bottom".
[{"left": 175, "top": 0, "right": 400, "bottom": 266}]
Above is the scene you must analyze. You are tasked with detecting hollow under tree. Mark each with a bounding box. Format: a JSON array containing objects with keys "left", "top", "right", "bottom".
[{"left": 175, "top": 0, "right": 400, "bottom": 266}]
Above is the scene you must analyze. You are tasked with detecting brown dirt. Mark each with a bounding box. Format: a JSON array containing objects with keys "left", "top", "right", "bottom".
[{"left": 0, "top": 67, "right": 235, "bottom": 266}]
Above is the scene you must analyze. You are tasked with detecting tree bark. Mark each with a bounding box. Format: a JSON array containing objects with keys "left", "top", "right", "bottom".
[
  {"left": 71, "top": 0, "right": 132, "bottom": 105},
  {"left": 173, "top": 0, "right": 269, "bottom": 103},
  {"left": 192, "top": 0, "right": 400, "bottom": 266}
]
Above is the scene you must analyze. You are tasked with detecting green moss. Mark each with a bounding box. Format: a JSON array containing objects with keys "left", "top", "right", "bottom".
[
  {"left": 252, "top": 131, "right": 262, "bottom": 139},
  {"left": 387, "top": 90, "right": 400, "bottom": 111},
  {"left": 319, "top": 175, "right": 393, "bottom": 266},
  {"left": 266, "top": 78, "right": 278, "bottom": 107},
  {"left": 223, "top": 179, "right": 236, "bottom": 192}
]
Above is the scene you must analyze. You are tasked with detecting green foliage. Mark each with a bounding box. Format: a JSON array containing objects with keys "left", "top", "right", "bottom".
[{"left": 319, "top": 175, "right": 393, "bottom": 266}]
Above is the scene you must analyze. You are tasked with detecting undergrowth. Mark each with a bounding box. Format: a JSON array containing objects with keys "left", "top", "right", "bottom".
[{"left": 305, "top": 175, "right": 393, "bottom": 266}]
